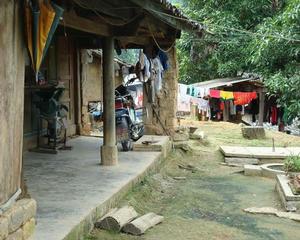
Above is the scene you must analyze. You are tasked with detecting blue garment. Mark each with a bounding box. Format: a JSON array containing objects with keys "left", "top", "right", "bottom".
[
  {"left": 158, "top": 50, "right": 169, "bottom": 70},
  {"left": 92, "top": 111, "right": 102, "bottom": 117}
]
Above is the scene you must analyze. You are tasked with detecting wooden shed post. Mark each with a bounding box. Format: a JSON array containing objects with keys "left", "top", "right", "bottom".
[
  {"left": 258, "top": 88, "right": 266, "bottom": 126},
  {"left": 100, "top": 37, "right": 118, "bottom": 166},
  {"left": 223, "top": 101, "right": 230, "bottom": 122}
]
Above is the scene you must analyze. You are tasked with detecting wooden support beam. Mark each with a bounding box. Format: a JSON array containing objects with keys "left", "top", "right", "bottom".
[
  {"left": 62, "top": 10, "right": 112, "bottom": 37},
  {"left": 101, "top": 37, "right": 118, "bottom": 166},
  {"left": 77, "top": 0, "right": 134, "bottom": 21},
  {"left": 259, "top": 89, "right": 266, "bottom": 126}
]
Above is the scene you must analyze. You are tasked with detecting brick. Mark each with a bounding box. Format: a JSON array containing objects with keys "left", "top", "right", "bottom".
[
  {"left": 0, "top": 217, "right": 8, "bottom": 240},
  {"left": 6, "top": 229, "right": 23, "bottom": 240},
  {"left": 22, "top": 218, "right": 35, "bottom": 240}
]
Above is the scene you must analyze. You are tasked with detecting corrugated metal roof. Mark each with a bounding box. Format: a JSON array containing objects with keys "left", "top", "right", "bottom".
[{"left": 192, "top": 77, "right": 261, "bottom": 89}]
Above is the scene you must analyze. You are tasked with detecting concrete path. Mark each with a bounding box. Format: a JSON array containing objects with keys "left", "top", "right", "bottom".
[
  {"left": 220, "top": 146, "right": 300, "bottom": 159},
  {"left": 23, "top": 136, "right": 162, "bottom": 240}
]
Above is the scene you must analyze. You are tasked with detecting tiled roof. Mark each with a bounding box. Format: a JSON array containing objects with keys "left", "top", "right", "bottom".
[{"left": 152, "top": 0, "right": 205, "bottom": 34}]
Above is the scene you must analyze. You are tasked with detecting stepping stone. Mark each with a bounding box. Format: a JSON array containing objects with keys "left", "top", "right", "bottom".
[
  {"left": 225, "top": 157, "right": 259, "bottom": 166},
  {"left": 242, "top": 126, "right": 266, "bottom": 139},
  {"left": 133, "top": 135, "right": 171, "bottom": 158},
  {"left": 244, "top": 165, "right": 262, "bottom": 176}
]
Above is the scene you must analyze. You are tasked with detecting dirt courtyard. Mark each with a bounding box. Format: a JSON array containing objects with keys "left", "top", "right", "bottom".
[{"left": 88, "top": 122, "right": 300, "bottom": 240}]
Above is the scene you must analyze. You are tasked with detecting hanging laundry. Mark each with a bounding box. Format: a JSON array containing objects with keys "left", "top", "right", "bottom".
[
  {"left": 177, "top": 88, "right": 191, "bottom": 112},
  {"left": 198, "top": 88, "right": 210, "bottom": 98},
  {"left": 144, "top": 56, "right": 151, "bottom": 82},
  {"left": 197, "top": 98, "right": 209, "bottom": 111},
  {"left": 197, "top": 98, "right": 211, "bottom": 118},
  {"left": 190, "top": 97, "right": 199, "bottom": 105},
  {"left": 152, "top": 57, "right": 164, "bottom": 94},
  {"left": 220, "top": 101, "right": 225, "bottom": 111},
  {"left": 186, "top": 86, "right": 196, "bottom": 96},
  {"left": 271, "top": 106, "right": 278, "bottom": 125},
  {"left": 220, "top": 91, "right": 234, "bottom": 100},
  {"left": 139, "top": 49, "right": 145, "bottom": 70},
  {"left": 178, "top": 84, "right": 190, "bottom": 103},
  {"left": 158, "top": 50, "right": 169, "bottom": 70},
  {"left": 233, "top": 92, "right": 257, "bottom": 105},
  {"left": 209, "top": 89, "right": 220, "bottom": 98}
]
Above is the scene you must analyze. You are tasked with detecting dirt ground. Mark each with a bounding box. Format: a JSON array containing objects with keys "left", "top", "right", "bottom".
[{"left": 87, "top": 121, "right": 300, "bottom": 240}]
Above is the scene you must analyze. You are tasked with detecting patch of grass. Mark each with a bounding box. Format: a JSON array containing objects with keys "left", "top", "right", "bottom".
[
  {"left": 90, "top": 122, "right": 300, "bottom": 240},
  {"left": 284, "top": 155, "right": 300, "bottom": 172}
]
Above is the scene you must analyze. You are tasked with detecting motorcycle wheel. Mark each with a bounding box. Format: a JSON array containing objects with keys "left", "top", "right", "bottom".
[
  {"left": 131, "top": 124, "right": 144, "bottom": 141},
  {"left": 121, "top": 140, "right": 132, "bottom": 152}
]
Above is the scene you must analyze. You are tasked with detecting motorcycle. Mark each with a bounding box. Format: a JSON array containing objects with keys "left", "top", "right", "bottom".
[{"left": 115, "top": 80, "right": 144, "bottom": 151}]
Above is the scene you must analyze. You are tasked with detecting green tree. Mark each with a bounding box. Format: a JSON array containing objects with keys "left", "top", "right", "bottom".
[{"left": 177, "top": 0, "right": 300, "bottom": 120}]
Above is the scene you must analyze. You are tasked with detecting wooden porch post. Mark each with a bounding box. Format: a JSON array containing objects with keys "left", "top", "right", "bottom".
[
  {"left": 258, "top": 88, "right": 266, "bottom": 126},
  {"left": 101, "top": 37, "right": 118, "bottom": 166}
]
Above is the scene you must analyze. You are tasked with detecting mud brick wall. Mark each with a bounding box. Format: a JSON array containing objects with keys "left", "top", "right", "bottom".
[
  {"left": 145, "top": 46, "right": 179, "bottom": 135},
  {"left": 80, "top": 51, "right": 103, "bottom": 135}
]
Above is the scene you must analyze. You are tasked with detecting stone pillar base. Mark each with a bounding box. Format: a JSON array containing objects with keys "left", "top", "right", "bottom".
[
  {"left": 100, "top": 145, "right": 118, "bottom": 166},
  {"left": 0, "top": 198, "right": 37, "bottom": 240}
]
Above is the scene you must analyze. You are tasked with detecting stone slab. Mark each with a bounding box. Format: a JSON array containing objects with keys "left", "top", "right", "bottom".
[
  {"left": 276, "top": 182, "right": 299, "bottom": 212},
  {"left": 189, "top": 129, "right": 205, "bottom": 140},
  {"left": 225, "top": 157, "right": 259, "bottom": 166},
  {"left": 244, "top": 207, "right": 300, "bottom": 222},
  {"left": 276, "top": 174, "right": 300, "bottom": 212},
  {"left": 244, "top": 165, "right": 262, "bottom": 176},
  {"left": 6, "top": 229, "right": 23, "bottom": 240},
  {"left": 133, "top": 135, "right": 171, "bottom": 158},
  {"left": 23, "top": 136, "right": 163, "bottom": 240},
  {"left": 0, "top": 216, "right": 8, "bottom": 240},
  {"left": 242, "top": 126, "right": 265, "bottom": 139},
  {"left": 276, "top": 175, "right": 300, "bottom": 201},
  {"left": 220, "top": 146, "right": 300, "bottom": 159},
  {"left": 22, "top": 218, "right": 35, "bottom": 240}
]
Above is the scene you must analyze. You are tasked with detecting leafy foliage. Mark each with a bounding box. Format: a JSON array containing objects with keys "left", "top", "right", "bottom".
[
  {"left": 284, "top": 155, "right": 300, "bottom": 173},
  {"left": 177, "top": 0, "right": 300, "bottom": 119},
  {"left": 115, "top": 49, "right": 139, "bottom": 65}
]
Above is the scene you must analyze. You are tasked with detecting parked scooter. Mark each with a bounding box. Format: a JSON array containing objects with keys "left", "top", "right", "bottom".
[{"left": 115, "top": 80, "right": 144, "bottom": 151}]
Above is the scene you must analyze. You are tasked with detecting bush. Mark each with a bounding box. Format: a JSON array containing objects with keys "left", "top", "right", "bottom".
[{"left": 284, "top": 155, "right": 300, "bottom": 173}]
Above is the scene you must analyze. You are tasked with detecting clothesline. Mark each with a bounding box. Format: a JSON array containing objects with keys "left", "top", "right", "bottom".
[
  {"left": 208, "top": 89, "right": 257, "bottom": 104},
  {"left": 178, "top": 83, "right": 258, "bottom": 114},
  {"left": 186, "top": 85, "right": 257, "bottom": 105}
]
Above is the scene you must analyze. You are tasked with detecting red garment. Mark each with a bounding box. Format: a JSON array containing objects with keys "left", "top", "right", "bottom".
[
  {"left": 271, "top": 106, "right": 278, "bottom": 125},
  {"left": 233, "top": 92, "right": 257, "bottom": 105},
  {"left": 220, "top": 101, "right": 225, "bottom": 111},
  {"left": 210, "top": 89, "right": 220, "bottom": 98}
]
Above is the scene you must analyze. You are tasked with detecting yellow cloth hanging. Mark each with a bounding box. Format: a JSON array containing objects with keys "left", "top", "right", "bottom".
[
  {"left": 220, "top": 91, "right": 234, "bottom": 100},
  {"left": 36, "top": 2, "right": 56, "bottom": 72}
]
